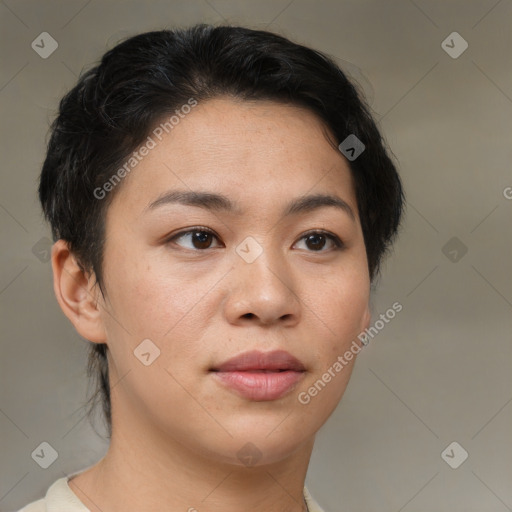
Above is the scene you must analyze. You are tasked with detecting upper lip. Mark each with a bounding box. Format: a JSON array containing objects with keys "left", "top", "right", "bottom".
[{"left": 211, "top": 350, "right": 306, "bottom": 372}]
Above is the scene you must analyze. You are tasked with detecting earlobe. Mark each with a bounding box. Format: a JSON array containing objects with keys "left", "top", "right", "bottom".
[{"left": 51, "top": 239, "right": 107, "bottom": 344}]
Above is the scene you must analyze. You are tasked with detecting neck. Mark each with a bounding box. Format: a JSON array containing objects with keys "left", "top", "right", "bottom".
[{"left": 69, "top": 403, "right": 314, "bottom": 512}]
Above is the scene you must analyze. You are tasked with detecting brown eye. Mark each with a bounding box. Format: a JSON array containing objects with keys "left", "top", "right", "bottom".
[
  {"left": 190, "top": 231, "right": 214, "bottom": 249},
  {"left": 169, "top": 228, "right": 222, "bottom": 250},
  {"left": 305, "top": 233, "right": 327, "bottom": 251},
  {"left": 294, "top": 231, "right": 343, "bottom": 252}
]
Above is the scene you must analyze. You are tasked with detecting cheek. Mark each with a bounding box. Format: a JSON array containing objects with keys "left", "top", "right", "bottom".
[
  {"left": 296, "top": 272, "right": 369, "bottom": 418},
  {"left": 102, "top": 248, "right": 209, "bottom": 340},
  {"left": 296, "top": 271, "right": 368, "bottom": 422},
  {"left": 305, "top": 264, "right": 369, "bottom": 346}
]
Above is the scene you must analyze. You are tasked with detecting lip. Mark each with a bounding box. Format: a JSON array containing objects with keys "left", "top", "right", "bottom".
[{"left": 210, "top": 350, "right": 306, "bottom": 401}]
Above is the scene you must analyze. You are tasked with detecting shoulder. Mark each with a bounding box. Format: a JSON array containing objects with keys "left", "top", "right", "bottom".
[
  {"left": 304, "top": 486, "right": 327, "bottom": 512},
  {"left": 16, "top": 475, "right": 90, "bottom": 512},
  {"left": 17, "top": 497, "right": 46, "bottom": 512}
]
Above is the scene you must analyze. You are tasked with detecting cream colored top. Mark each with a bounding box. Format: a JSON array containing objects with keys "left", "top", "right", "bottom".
[{"left": 18, "top": 472, "right": 326, "bottom": 512}]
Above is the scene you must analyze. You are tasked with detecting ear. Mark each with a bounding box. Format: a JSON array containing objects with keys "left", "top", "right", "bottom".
[
  {"left": 362, "top": 305, "right": 371, "bottom": 332},
  {"left": 51, "top": 239, "right": 107, "bottom": 344},
  {"left": 357, "top": 301, "right": 371, "bottom": 339}
]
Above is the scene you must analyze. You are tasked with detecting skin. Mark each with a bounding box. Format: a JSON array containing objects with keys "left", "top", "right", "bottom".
[{"left": 52, "top": 97, "right": 371, "bottom": 512}]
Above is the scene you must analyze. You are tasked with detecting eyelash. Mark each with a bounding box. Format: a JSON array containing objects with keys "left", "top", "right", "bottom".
[{"left": 165, "top": 226, "right": 344, "bottom": 252}]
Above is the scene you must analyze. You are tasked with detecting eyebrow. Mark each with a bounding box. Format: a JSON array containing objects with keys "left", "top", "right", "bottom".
[{"left": 145, "top": 190, "right": 356, "bottom": 221}]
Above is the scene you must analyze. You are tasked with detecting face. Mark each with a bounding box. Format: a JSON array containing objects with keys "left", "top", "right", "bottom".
[{"left": 96, "top": 97, "right": 371, "bottom": 466}]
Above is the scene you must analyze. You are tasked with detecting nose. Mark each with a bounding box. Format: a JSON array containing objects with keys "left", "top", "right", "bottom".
[{"left": 223, "top": 246, "right": 301, "bottom": 327}]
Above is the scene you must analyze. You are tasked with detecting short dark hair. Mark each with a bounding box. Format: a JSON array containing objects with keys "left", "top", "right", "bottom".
[{"left": 39, "top": 23, "right": 404, "bottom": 438}]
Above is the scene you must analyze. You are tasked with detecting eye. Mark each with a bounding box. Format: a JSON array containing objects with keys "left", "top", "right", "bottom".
[
  {"left": 293, "top": 230, "right": 343, "bottom": 252},
  {"left": 167, "top": 227, "right": 223, "bottom": 250},
  {"left": 166, "top": 228, "right": 342, "bottom": 252}
]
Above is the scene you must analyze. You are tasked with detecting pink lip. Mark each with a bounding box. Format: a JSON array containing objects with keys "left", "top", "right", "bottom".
[{"left": 210, "top": 350, "right": 306, "bottom": 401}]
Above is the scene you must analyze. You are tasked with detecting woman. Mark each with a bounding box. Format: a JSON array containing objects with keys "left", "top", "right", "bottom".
[{"left": 19, "top": 23, "right": 403, "bottom": 512}]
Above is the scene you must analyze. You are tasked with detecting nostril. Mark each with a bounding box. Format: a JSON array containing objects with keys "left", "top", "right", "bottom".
[{"left": 242, "top": 313, "right": 255, "bottom": 319}]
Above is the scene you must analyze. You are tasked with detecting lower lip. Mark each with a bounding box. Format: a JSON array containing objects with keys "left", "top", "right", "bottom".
[{"left": 212, "top": 370, "right": 305, "bottom": 401}]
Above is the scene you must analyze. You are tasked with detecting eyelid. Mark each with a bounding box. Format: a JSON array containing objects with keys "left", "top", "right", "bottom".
[{"left": 165, "top": 226, "right": 223, "bottom": 246}]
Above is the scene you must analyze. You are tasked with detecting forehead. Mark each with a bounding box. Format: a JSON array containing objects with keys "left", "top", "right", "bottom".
[{"left": 107, "top": 97, "right": 357, "bottom": 218}]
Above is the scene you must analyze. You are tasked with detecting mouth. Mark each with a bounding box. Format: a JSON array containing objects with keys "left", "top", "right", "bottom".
[{"left": 209, "top": 350, "right": 306, "bottom": 401}]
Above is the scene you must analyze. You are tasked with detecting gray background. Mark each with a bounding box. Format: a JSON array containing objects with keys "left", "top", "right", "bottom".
[{"left": 1, "top": 1, "right": 511, "bottom": 511}]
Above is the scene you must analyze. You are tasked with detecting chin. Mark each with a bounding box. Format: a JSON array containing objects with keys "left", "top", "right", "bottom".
[{"left": 213, "top": 423, "right": 314, "bottom": 468}]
